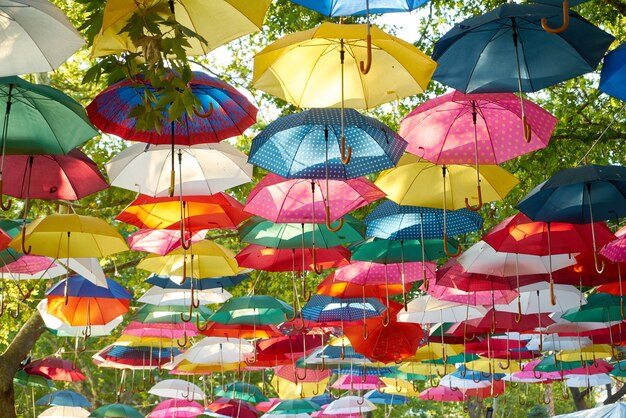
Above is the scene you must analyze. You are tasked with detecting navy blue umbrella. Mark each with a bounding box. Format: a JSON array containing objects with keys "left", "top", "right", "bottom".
[
  {"left": 600, "top": 43, "right": 626, "bottom": 102},
  {"left": 145, "top": 273, "right": 248, "bottom": 290},
  {"left": 36, "top": 390, "right": 92, "bottom": 408}
]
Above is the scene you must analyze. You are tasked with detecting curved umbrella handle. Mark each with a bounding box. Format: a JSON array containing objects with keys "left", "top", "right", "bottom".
[
  {"left": 429, "top": 374, "right": 440, "bottom": 388},
  {"left": 515, "top": 296, "right": 522, "bottom": 323},
  {"left": 302, "top": 277, "right": 312, "bottom": 302},
  {"left": 193, "top": 102, "right": 214, "bottom": 118},
  {"left": 311, "top": 247, "right": 324, "bottom": 275},
  {"left": 0, "top": 179, "right": 12, "bottom": 211},
  {"left": 9, "top": 302, "right": 19, "bottom": 318},
  {"left": 449, "top": 385, "right": 460, "bottom": 392},
  {"left": 180, "top": 304, "right": 193, "bottom": 323},
  {"left": 498, "top": 357, "right": 511, "bottom": 370},
  {"left": 363, "top": 322, "right": 369, "bottom": 340},
  {"left": 285, "top": 293, "right": 298, "bottom": 322},
  {"left": 523, "top": 115, "right": 532, "bottom": 143},
  {"left": 176, "top": 331, "right": 189, "bottom": 348},
  {"left": 381, "top": 309, "right": 390, "bottom": 327},
  {"left": 359, "top": 32, "right": 372, "bottom": 75},
  {"left": 541, "top": 0, "right": 570, "bottom": 34},
  {"left": 435, "top": 366, "right": 447, "bottom": 378},
  {"left": 20, "top": 227, "right": 31, "bottom": 255},
  {"left": 340, "top": 135, "right": 352, "bottom": 165},
  {"left": 312, "top": 384, "right": 320, "bottom": 396},
  {"left": 244, "top": 347, "right": 258, "bottom": 365},
  {"left": 325, "top": 206, "right": 344, "bottom": 232},
  {"left": 295, "top": 366, "right": 307, "bottom": 381},
  {"left": 443, "top": 234, "right": 461, "bottom": 257},
  {"left": 464, "top": 184, "right": 483, "bottom": 211},
  {"left": 593, "top": 251, "right": 605, "bottom": 274}
]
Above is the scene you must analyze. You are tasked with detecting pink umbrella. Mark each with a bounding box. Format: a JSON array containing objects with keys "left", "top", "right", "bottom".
[
  {"left": 560, "top": 360, "right": 614, "bottom": 377},
  {"left": 419, "top": 386, "right": 468, "bottom": 402},
  {"left": 244, "top": 173, "right": 384, "bottom": 224},
  {"left": 513, "top": 359, "right": 564, "bottom": 381},
  {"left": 235, "top": 244, "right": 351, "bottom": 272},
  {"left": 424, "top": 277, "right": 517, "bottom": 306},
  {"left": 331, "top": 375, "right": 386, "bottom": 391},
  {"left": 149, "top": 399, "right": 204, "bottom": 418},
  {"left": 122, "top": 321, "right": 199, "bottom": 339},
  {"left": 400, "top": 91, "right": 556, "bottom": 210},
  {"left": 256, "top": 398, "right": 282, "bottom": 413},
  {"left": 601, "top": 225, "right": 626, "bottom": 262},
  {"left": 128, "top": 228, "right": 208, "bottom": 255}
]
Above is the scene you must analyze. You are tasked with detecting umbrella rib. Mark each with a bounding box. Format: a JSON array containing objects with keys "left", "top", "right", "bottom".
[{"left": 295, "top": 43, "right": 337, "bottom": 107}]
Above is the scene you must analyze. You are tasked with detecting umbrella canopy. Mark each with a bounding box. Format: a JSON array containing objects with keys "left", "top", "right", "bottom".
[
  {"left": 106, "top": 142, "right": 253, "bottom": 196},
  {"left": 400, "top": 91, "right": 557, "bottom": 164},
  {"left": 91, "top": 0, "right": 271, "bottom": 57},
  {"left": 253, "top": 22, "right": 436, "bottom": 109},
  {"left": 419, "top": 386, "right": 467, "bottom": 402},
  {"left": 561, "top": 293, "right": 626, "bottom": 322},
  {"left": 425, "top": 277, "right": 518, "bottom": 306},
  {"left": 364, "top": 390, "right": 409, "bottom": 405},
  {"left": 210, "top": 295, "right": 294, "bottom": 326},
  {"left": 397, "top": 295, "right": 487, "bottom": 323},
  {"left": 290, "top": 0, "right": 429, "bottom": 15},
  {"left": 249, "top": 108, "right": 407, "bottom": 180},
  {"left": 170, "top": 337, "right": 254, "bottom": 367},
  {"left": 117, "top": 193, "right": 250, "bottom": 231},
  {"left": 13, "top": 370, "right": 53, "bottom": 389},
  {"left": 302, "top": 295, "right": 386, "bottom": 322},
  {"left": 149, "top": 399, "right": 204, "bottom": 418},
  {"left": 566, "top": 373, "right": 613, "bottom": 388},
  {"left": 87, "top": 72, "right": 257, "bottom": 145},
  {"left": 495, "top": 282, "right": 585, "bottom": 314},
  {"left": 38, "top": 300, "right": 122, "bottom": 337},
  {"left": 268, "top": 399, "right": 321, "bottom": 415},
  {"left": 128, "top": 229, "right": 207, "bottom": 256},
  {"left": 324, "top": 396, "right": 377, "bottom": 415},
  {"left": 89, "top": 404, "right": 144, "bottom": 418},
  {"left": 145, "top": 273, "right": 248, "bottom": 291},
  {"left": 130, "top": 304, "right": 212, "bottom": 324},
  {"left": 334, "top": 260, "right": 436, "bottom": 286},
  {"left": 25, "top": 358, "right": 85, "bottom": 382},
  {"left": 3, "top": 149, "right": 108, "bottom": 200},
  {"left": 244, "top": 174, "right": 383, "bottom": 224},
  {"left": 600, "top": 42, "right": 626, "bottom": 101},
  {"left": 200, "top": 322, "right": 281, "bottom": 339},
  {"left": 0, "top": 0, "right": 85, "bottom": 76},
  {"left": 39, "top": 406, "right": 90, "bottom": 418},
  {"left": 205, "top": 398, "right": 259, "bottom": 418},
  {"left": 600, "top": 226, "right": 626, "bottom": 263},
  {"left": 0, "top": 256, "right": 66, "bottom": 280},
  {"left": 235, "top": 245, "right": 351, "bottom": 272},
  {"left": 138, "top": 285, "right": 232, "bottom": 306},
  {"left": 350, "top": 237, "right": 458, "bottom": 264},
  {"left": 215, "top": 382, "right": 268, "bottom": 403},
  {"left": 317, "top": 273, "right": 410, "bottom": 299},
  {"left": 431, "top": 3, "right": 613, "bottom": 93},
  {"left": 36, "top": 390, "right": 91, "bottom": 408}
]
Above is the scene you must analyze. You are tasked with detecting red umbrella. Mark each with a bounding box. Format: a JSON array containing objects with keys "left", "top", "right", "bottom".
[
  {"left": 274, "top": 364, "right": 332, "bottom": 384},
  {"left": 447, "top": 311, "right": 554, "bottom": 336},
  {"left": 206, "top": 398, "right": 259, "bottom": 418},
  {"left": 344, "top": 301, "right": 425, "bottom": 364},
  {"left": 463, "top": 380, "right": 505, "bottom": 398},
  {"left": 235, "top": 245, "right": 351, "bottom": 272},
  {"left": 317, "top": 272, "right": 410, "bottom": 298},
  {"left": 0, "top": 228, "right": 12, "bottom": 251},
  {"left": 257, "top": 335, "right": 325, "bottom": 357},
  {"left": 24, "top": 358, "right": 85, "bottom": 382}
]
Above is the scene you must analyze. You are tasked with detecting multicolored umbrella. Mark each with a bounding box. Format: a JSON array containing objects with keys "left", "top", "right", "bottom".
[
  {"left": 290, "top": 0, "right": 429, "bottom": 15},
  {"left": 235, "top": 245, "right": 351, "bottom": 272}
]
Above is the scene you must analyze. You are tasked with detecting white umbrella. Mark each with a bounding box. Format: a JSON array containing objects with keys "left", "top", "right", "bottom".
[
  {"left": 501, "top": 375, "right": 544, "bottom": 384},
  {"left": 38, "top": 405, "right": 90, "bottom": 418},
  {"left": 262, "top": 414, "right": 311, "bottom": 418},
  {"left": 105, "top": 143, "right": 253, "bottom": 196},
  {"left": 439, "top": 375, "right": 491, "bottom": 390},
  {"left": 458, "top": 241, "right": 578, "bottom": 276},
  {"left": 324, "top": 396, "right": 377, "bottom": 415},
  {"left": 397, "top": 295, "right": 486, "bottom": 323},
  {"left": 526, "top": 334, "right": 593, "bottom": 352},
  {"left": 138, "top": 286, "right": 232, "bottom": 306},
  {"left": 566, "top": 373, "right": 613, "bottom": 388},
  {"left": 0, "top": 0, "right": 85, "bottom": 77},
  {"left": 149, "top": 379, "right": 204, "bottom": 401},
  {"left": 167, "top": 337, "right": 254, "bottom": 367},
  {"left": 58, "top": 258, "right": 107, "bottom": 287},
  {"left": 495, "top": 283, "right": 585, "bottom": 314},
  {"left": 36, "top": 299, "right": 122, "bottom": 337}
]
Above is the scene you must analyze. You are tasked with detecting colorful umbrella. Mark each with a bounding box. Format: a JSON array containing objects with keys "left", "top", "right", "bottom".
[
  {"left": 271, "top": 366, "right": 331, "bottom": 400},
  {"left": 425, "top": 277, "right": 518, "bottom": 306},
  {"left": 0, "top": 256, "right": 66, "bottom": 280},
  {"left": 89, "top": 404, "right": 144, "bottom": 418},
  {"left": 566, "top": 373, "right": 613, "bottom": 388},
  {"left": 137, "top": 285, "right": 232, "bottom": 306},
  {"left": 290, "top": 0, "right": 429, "bottom": 15},
  {"left": 601, "top": 226, "right": 626, "bottom": 263},
  {"left": 302, "top": 295, "right": 386, "bottom": 323},
  {"left": 210, "top": 295, "right": 294, "bottom": 326},
  {"left": 419, "top": 386, "right": 467, "bottom": 402},
  {"left": 324, "top": 396, "right": 376, "bottom": 415},
  {"left": 350, "top": 237, "right": 458, "bottom": 264},
  {"left": 214, "top": 382, "right": 268, "bottom": 404},
  {"left": 24, "top": 358, "right": 85, "bottom": 382},
  {"left": 39, "top": 406, "right": 90, "bottom": 418},
  {"left": 128, "top": 229, "right": 207, "bottom": 256},
  {"left": 364, "top": 390, "right": 409, "bottom": 405},
  {"left": 244, "top": 174, "right": 383, "bottom": 224},
  {"left": 37, "top": 299, "right": 122, "bottom": 338},
  {"left": 316, "top": 272, "right": 410, "bottom": 299},
  {"left": 200, "top": 322, "right": 281, "bottom": 339},
  {"left": 268, "top": 399, "right": 321, "bottom": 415},
  {"left": 334, "top": 261, "right": 436, "bottom": 286},
  {"left": 600, "top": 42, "right": 626, "bottom": 101},
  {"left": 235, "top": 245, "right": 351, "bottom": 272},
  {"left": 36, "top": 390, "right": 91, "bottom": 408},
  {"left": 149, "top": 399, "right": 204, "bottom": 418},
  {"left": 204, "top": 398, "right": 259, "bottom": 418},
  {"left": 91, "top": 0, "right": 271, "bottom": 57}
]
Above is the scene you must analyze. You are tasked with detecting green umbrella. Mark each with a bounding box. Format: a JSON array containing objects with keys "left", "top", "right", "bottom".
[
  {"left": 535, "top": 355, "right": 593, "bottom": 372},
  {"left": 0, "top": 77, "right": 97, "bottom": 209},
  {"left": 89, "top": 404, "right": 144, "bottom": 418},
  {"left": 383, "top": 369, "right": 428, "bottom": 381},
  {"left": 423, "top": 353, "right": 480, "bottom": 364},
  {"left": 350, "top": 237, "right": 458, "bottom": 264},
  {"left": 13, "top": 370, "right": 53, "bottom": 389},
  {"left": 239, "top": 215, "right": 365, "bottom": 249},
  {"left": 214, "top": 382, "right": 269, "bottom": 403},
  {"left": 131, "top": 305, "right": 213, "bottom": 324},
  {"left": 209, "top": 296, "right": 293, "bottom": 326},
  {"left": 561, "top": 293, "right": 626, "bottom": 323},
  {"left": 268, "top": 399, "right": 321, "bottom": 415}
]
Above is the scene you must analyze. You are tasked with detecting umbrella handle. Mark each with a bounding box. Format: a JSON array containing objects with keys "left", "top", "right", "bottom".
[
  {"left": 20, "top": 227, "right": 31, "bottom": 255},
  {"left": 381, "top": 310, "right": 390, "bottom": 327},
  {"left": 177, "top": 331, "right": 189, "bottom": 348},
  {"left": 302, "top": 277, "right": 312, "bottom": 302},
  {"left": 0, "top": 290, "right": 4, "bottom": 317},
  {"left": 157, "top": 365, "right": 165, "bottom": 376},
  {"left": 541, "top": 0, "right": 570, "bottom": 34},
  {"left": 435, "top": 366, "right": 447, "bottom": 378},
  {"left": 244, "top": 346, "right": 258, "bottom": 365},
  {"left": 518, "top": 395, "right": 527, "bottom": 406},
  {"left": 498, "top": 357, "right": 511, "bottom": 370},
  {"left": 449, "top": 385, "right": 460, "bottom": 392},
  {"left": 464, "top": 184, "right": 483, "bottom": 211},
  {"left": 195, "top": 313, "right": 208, "bottom": 332},
  {"left": 295, "top": 366, "right": 307, "bottom": 381},
  {"left": 363, "top": 322, "right": 369, "bottom": 340},
  {"left": 325, "top": 206, "right": 344, "bottom": 232},
  {"left": 359, "top": 33, "right": 372, "bottom": 75},
  {"left": 522, "top": 115, "right": 532, "bottom": 143},
  {"left": 180, "top": 221, "right": 192, "bottom": 250},
  {"left": 443, "top": 234, "right": 461, "bottom": 257},
  {"left": 593, "top": 251, "right": 605, "bottom": 274},
  {"left": 311, "top": 247, "right": 324, "bottom": 275},
  {"left": 429, "top": 374, "right": 439, "bottom": 388},
  {"left": 509, "top": 381, "right": 519, "bottom": 388},
  {"left": 180, "top": 304, "right": 193, "bottom": 322},
  {"left": 9, "top": 301, "right": 19, "bottom": 318},
  {"left": 340, "top": 342, "right": 345, "bottom": 360},
  {"left": 561, "top": 387, "right": 570, "bottom": 400},
  {"left": 193, "top": 102, "right": 214, "bottom": 118},
  {"left": 169, "top": 171, "right": 175, "bottom": 197},
  {"left": 357, "top": 395, "right": 366, "bottom": 405},
  {"left": 312, "top": 384, "right": 320, "bottom": 396},
  {"left": 340, "top": 135, "right": 352, "bottom": 165},
  {"left": 0, "top": 179, "right": 12, "bottom": 211}
]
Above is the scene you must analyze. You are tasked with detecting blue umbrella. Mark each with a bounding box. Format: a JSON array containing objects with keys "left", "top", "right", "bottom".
[
  {"left": 302, "top": 295, "right": 387, "bottom": 323},
  {"left": 308, "top": 393, "right": 333, "bottom": 407},
  {"left": 145, "top": 273, "right": 248, "bottom": 290},
  {"left": 528, "top": 0, "right": 591, "bottom": 34},
  {"left": 600, "top": 43, "right": 626, "bottom": 102},
  {"left": 364, "top": 390, "right": 410, "bottom": 405},
  {"left": 290, "top": 0, "right": 429, "bottom": 16},
  {"left": 46, "top": 276, "right": 132, "bottom": 300},
  {"left": 36, "top": 390, "right": 92, "bottom": 408}
]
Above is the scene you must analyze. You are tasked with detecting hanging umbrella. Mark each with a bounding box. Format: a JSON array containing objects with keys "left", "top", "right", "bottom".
[
  {"left": 37, "top": 299, "right": 122, "bottom": 338},
  {"left": 123, "top": 321, "right": 198, "bottom": 340},
  {"left": 600, "top": 42, "right": 626, "bottom": 101},
  {"left": 495, "top": 282, "right": 585, "bottom": 314},
  {"left": 168, "top": 337, "right": 254, "bottom": 370},
  {"left": 0, "top": 256, "right": 66, "bottom": 280},
  {"left": 335, "top": 260, "right": 436, "bottom": 286},
  {"left": 138, "top": 285, "right": 232, "bottom": 306},
  {"left": 302, "top": 295, "right": 386, "bottom": 323},
  {"left": 396, "top": 295, "right": 487, "bottom": 324},
  {"left": 235, "top": 245, "right": 351, "bottom": 272},
  {"left": 13, "top": 370, "right": 53, "bottom": 389},
  {"left": 45, "top": 276, "right": 132, "bottom": 327},
  {"left": 419, "top": 386, "right": 467, "bottom": 402},
  {"left": 106, "top": 142, "right": 253, "bottom": 197},
  {"left": 39, "top": 406, "right": 90, "bottom": 418},
  {"left": 0, "top": 1, "right": 85, "bottom": 76},
  {"left": 91, "top": 0, "right": 271, "bottom": 57},
  {"left": 324, "top": 396, "right": 377, "bottom": 415},
  {"left": 130, "top": 304, "right": 212, "bottom": 325},
  {"left": 149, "top": 399, "right": 204, "bottom": 418},
  {"left": 244, "top": 174, "right": 383, "bottom": 224},
  {"left": 267, "top": 399, "right": 321, "bottom": 415},
  {"left": 36, "top": 390, "right": 92, "bottom": 408},
  {"left": 204, "top": 398, "right": 259, "bottom": 418},
  {"left": 210, "top": 295, "right": 294, "bottom": 326},
  {"left": 561, "top": 293, "right": 626, "bottom": 323},
  {"left": 566, "top": 373, "right": 613, "bottom": 388},
  {"left": 364, "top": 390, "right": 409, "bottom": 405},
  {"left": 257, "top": 399, "right": 282, "bottom": 413},
  {"left": 317, "top": 272, "right": 410, "bottom": 299},
  {"left": 89, "top": 404, "right": 144, "bottom": 418},
  {"left": 200, "top": 322, "right": 281, "bottom": 339},
  {"left": 215, "top": 382, "right": 268, "bottom": 404},
  {"left": 145, "top": 273, "right": 248, "bottom": 291},
  {"left": 128, "top": 229, "right": 207, "bottom": 256},
  {"left": 24, "top": 358, "right": 85, "bottom": 382},
  {"left": 425, "top": 277, "right": 518, "bottom": 306},
  {"left": 290, "top": 0, "right": 429, "bottom": 15},
  {"left": 350, "top": 237, "right": 458, "bottom": 264},
  {"left": 0, "top": 77, "right": 97, "bottom": 209},
  {"left": 601, "top": 226, "right": 626, "bottom": 263}
]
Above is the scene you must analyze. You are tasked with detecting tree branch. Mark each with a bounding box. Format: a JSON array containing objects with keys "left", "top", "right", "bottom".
[
  {"left": 604, "top": 384, "right": 626, "bottom": 404},
  {"left": 1, "top": 311, "right": 46, "bottom": 374}
]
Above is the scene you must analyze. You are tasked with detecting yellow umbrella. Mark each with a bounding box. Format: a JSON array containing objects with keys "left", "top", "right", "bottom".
[
  {"left": 169, "top": 359, "right": 243, "bottom": 374},
  {"left": 137, "top": 240, "right": 241, "bottom": 278},
  {"left": 112, "top": 335, "right": 177, "bottom": 348},
  {"left": 379, "top": 377, "right": 421, "bottom": 397},
  {"left": 466, "top": 358, "right": 521, "bottom": 374},
  {"left": 406, "top": 342, "right": 464, "bottom": 362},
  {"left": 92, "top": 0, "right": 271, "bottom": 57},
  {"left": 557, "top": 344, "right": 614, "bottom": 362},
  {"left": 375, "top": 154, "right": 519, "bottom": 209},
  {"left": 270, "top": 375, "right": 330, "bottom": 400},
  {"left": 10, "top": 214, "right": 129, "bottom": 258},
  {"left": 398, "top": 361, "right": 457, "bottom": 377},
  {"left": 253, "top": 22, "right": 437, "bottom": 109}
]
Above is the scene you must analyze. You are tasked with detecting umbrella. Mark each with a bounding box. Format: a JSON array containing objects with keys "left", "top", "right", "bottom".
[
  {"left": 399, "top": 91, "right": 556, "bottom": 208},
  {"left": 149, "top": 399, "right": 204, "bottom": 418},
  {"left": 290, "top": 0, "right": 429, "bottom": 15},
  {"left": 36, "top": 390, "right": 91, "bottom": 408},
  {"left": 0, "top": 77, "right": 97, "bottom": 209},
  {"left": 128, "top": 229, "right": 207, "bottom": 256},
  {"left": 350, "top": 237, "right": 458, "bottom": 264},
  {"left": 24, "top": 358, "right": 85, "bottom": 382},
  {"left": 106, "top": 142, "right": 253, "bottom": 197},
  {"left": 516, "top": 164, "right": 626, "bottom": 273},
  {"left": 419, "top": 386, "right": 467, "bottom": 402},
  {"left": 89, "top": 404, "right": 144, "bottom": 418},
  {"left": 200, "top": 322, "right": 281, "bottom": 339},
  {"left": 244, "top": 174, "right": 383, "bottom": 224},
  {"left": 91, "top": 0, "right": 271, "bottom": 57},
  {"left": 425, "top": 277, "right": 518, "bottom": 306},
  {"left": 130, "top": 304, "right": 212, "bottom": 325},
  {"left": 268, "top": 399, "right": 321, "bottom": 415},
  {"left": 39, "top": 406, "right": 90, "bottom": 418},
  {"left": 302, "top": 295, "right": 386, "bottom": 323},
  {"left": 138, "top": 285, "right": 232, "bottom": 306},
  {"left": 600, "top": 42, "right": 626, "bottom": 101},
  {"left": 317, "top": 272, "right": 410, "bottom": 299},
  {"left": 210, "top": 295, "right": 294, "bottom": 326},
  {"left": 204, "top": 398, "right": 259, "bottom": 418},
  {"left": 235, "top": 245, "right": 351, "bottom": 273},
  {"left": 396, "top": 295, "right": 487, "bottom": 324},
  {"left": 13, "top": 370, "right": 53, "bottom": 389},
  {"left": 561, "top": 293, "right": 626, "bottom": 323},
  {"left": 270, "top": 366, "right": 331, "bottom": 400},
  {"left": 324, "top": 396, "right": 377, "bottom": 415},
  {"left": 364, "top": 390, "right": 409, "bottom": 405},
  {"left": 168, "top": 337, "right": 253, "bottom": 370},
  {"left": 0, "top": 256, "right": 66, "bottom": 280},
  {"left": 254, "top": 22, "right": 435, "bottom": 109},
  {"left": 38, "top": 298, "right": 123, "bottom": 337},
  {"left": 0, "top": 1, "right": 85, "bottom": 76},
  {"left": 145, "top": 273, "right": 248, "bottom": 291},
  {"left": 214, "top": 382, "right": 268, "bottom": 403},
  {"left": 601, "top": 226, "right": 626, "bottom": 263},
  {"left": 566, "top": 373, "right": 613, "bottom": 388},
  {"left": 122, "top": 321, "right": 198, "bottom": 340}
]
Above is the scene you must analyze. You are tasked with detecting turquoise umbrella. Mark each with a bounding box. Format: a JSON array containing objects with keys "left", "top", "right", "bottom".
[{"left": 89, "top": 404, "right": 144, "bottom": 418}]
